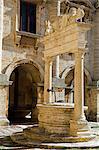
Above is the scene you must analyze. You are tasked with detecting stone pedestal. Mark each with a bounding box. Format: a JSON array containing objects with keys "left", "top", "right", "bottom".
[{"left": 0, "top": 74, "right": 10, "bottom": 126}]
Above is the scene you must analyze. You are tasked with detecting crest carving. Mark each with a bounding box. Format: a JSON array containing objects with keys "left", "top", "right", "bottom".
[{"left": 45, "top": 7, "right": 85, "bottom": 35}]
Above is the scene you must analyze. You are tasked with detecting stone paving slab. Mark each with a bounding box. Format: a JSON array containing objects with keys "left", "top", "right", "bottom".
[{"left": 0, "top": 124, "right": 33, "bottom": 138}]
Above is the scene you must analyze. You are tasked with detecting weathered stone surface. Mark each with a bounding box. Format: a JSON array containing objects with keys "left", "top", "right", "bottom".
[
  {"left": 38, "top": 104, "right": 74, "bottom": 135},
  {"left": 0, "top": 0, "right": 98, "bottom": 146}
]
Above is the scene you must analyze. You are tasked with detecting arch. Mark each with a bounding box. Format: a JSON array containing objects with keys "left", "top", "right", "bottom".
[
  {"left": 60, "top": 65, "right": 92, "bottom": 111},
  {"left": 4, "top": 58, "right": 44, "bottom": 82},
  {"left": 4, "top": 59, "right": 44, "bottom": 124},
  {"left": 60, "top": 65, "right": 92, "bottom": 84}
]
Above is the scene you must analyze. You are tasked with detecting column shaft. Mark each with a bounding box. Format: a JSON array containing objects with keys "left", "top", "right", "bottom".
[
  {"left": 44, "top": 58, "right": 52, "bottom": 104},
  {"left": 0, "top": 0, "right": 3, "bottom": 74},
  {"left": 56, "top": 55, "right": 60, "bottom": 78},
  {"left": 57, "top": 0, "right": 60, "bottom": 16},
  {"left": 74, "top": 51, "right": 85, "bottom": 120},
  {"left": 49, "top": 61, "right": 52, "bottom": 103}
]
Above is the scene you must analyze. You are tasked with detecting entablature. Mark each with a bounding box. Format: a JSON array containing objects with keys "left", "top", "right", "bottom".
[{"left": 41, "top": 22, "right": 92, "bottom": 58}]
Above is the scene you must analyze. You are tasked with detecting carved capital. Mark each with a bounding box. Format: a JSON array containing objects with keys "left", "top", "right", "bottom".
[{"left": 78, "top": 31, "right": 87, "bottom": 49}]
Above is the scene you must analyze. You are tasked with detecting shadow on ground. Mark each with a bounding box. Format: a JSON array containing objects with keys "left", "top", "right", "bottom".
[{"left": 0, "top": 136, "right": 33, "bottom": 150}]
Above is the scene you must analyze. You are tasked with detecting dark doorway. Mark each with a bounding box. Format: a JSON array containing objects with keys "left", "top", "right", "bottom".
[{"left": 8, "top": 64, "right": 40, "bottom": 124}]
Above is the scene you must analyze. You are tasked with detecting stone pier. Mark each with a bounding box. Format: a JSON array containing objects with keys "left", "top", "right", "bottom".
[
  {"left": 0, "top": 74, "right": 10, "bottom": 125},
  {"left": 0, "top": 0, "right": 9, "bottom": 125}
]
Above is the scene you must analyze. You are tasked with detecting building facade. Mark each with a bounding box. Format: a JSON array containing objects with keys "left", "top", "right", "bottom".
[{"left": 0, "top": 0, "right": 99, "bottom": 127}]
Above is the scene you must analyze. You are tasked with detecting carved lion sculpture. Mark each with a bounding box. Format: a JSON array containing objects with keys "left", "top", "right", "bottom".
[{"left": 68, "top": 7, "right": 85, "bottom": 22}]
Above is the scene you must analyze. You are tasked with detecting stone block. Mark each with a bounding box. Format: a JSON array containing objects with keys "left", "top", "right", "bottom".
[
  {"left": 38, "top": 104, "right": 74, "bottom": 135},
  {"left": 70, "top": 119, "right": 91, "bottom": 137},
  {"left": 0, "top": 74, "right": 9, "bottom": 86}
]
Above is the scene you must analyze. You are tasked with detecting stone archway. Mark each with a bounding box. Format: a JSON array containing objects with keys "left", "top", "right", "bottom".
[
  {"left": 60, "top": 65, "right": 92, "bottom": 84},
  {"left": 60, "top": 66, "right": 92, "bottom": 120},
  {"left": 4, "top": 59, "right": 44, "bottom": 124}
]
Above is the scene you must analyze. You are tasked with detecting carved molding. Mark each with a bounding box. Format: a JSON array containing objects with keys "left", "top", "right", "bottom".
[
  {"left": 45, "top": 7, "right": 85, "bottom": 34},
  {"left": 45, "top": 20, "right": 54, "bottom": 35},
  {"left": 95, "top": 0, "right": 99, "bottom": 8},
  {"left": 60, "top": 0, "right": 95, "bottom": 23},
  {"left": 15, "top": 31, "right": 42, "bottom": 50}
]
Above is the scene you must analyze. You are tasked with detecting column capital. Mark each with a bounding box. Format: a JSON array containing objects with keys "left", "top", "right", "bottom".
[
  {"left": 44, "top": 56, "right": 53, "bottom": 63},
  {"left": 75, "top": 50, "right": 85, "bottom": 59}
]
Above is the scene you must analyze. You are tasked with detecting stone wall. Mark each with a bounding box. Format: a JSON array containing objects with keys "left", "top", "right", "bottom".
[
  {"left": 1, "top": 0, "right": 99, "bottom": 124},
  {"left": 2, "top": 0, "right": 45, "bottom": 75},
  {"left": 38, "top": 104, "right": 74, "bottom": 135},
  {"left": 94, "top": 9, "right": 99, "bottom": 80}
]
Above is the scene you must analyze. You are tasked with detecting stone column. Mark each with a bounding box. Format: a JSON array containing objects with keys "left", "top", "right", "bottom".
[
  {"left": 49, "top": 60, "right": 53, "bottom": 103},
  {"left": 74, "top": 51, "right": 85, "bottom": 120},
  {"left": 70, "top": 51, "right": 91, "bottom": 137},
  {"left": 70, "top": 84, "right": 74, "bottom": 103},
  {"left": 44, "top": 58, "right": 53, "bottom": 104},
  {"left": 57, "top": 0, "right": 60, "bottom": 16},
  {"left": 0, "top": 0, "right": 3, "bottom": 73},
  {"left": 56, "top": 55, "right": 60, "bottom": 78}
]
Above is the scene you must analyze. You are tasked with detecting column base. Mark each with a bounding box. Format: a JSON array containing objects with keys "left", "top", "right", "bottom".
[
  {"left": 0, "top": 116, "right": 9, "bottom": 126},
  {"left": 70, "top": 119, "right": 92, "bottom": 137}
]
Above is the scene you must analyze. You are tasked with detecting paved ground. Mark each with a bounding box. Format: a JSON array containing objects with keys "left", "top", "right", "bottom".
[
  {"left": 0, "top": 124, "right": 34, "bottom": 149},
  {"left": 0, "top": 122, "right": 99, "bottom": 149}
]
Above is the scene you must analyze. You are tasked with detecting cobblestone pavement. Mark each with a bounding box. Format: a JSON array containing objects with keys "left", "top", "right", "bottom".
[{"left": 0, "top": 122, "right": 99, "bottom": 149}]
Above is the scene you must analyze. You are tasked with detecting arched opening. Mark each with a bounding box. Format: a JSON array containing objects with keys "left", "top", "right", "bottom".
[
  {"left": 65, "top": 68, "right": 89, "bottom": 105},
  {"left": 64, "top": 68, "right": 91, "bottom": 120},
  {"left": 8, "top": 63, "right": 41, "bottom": 124}
]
